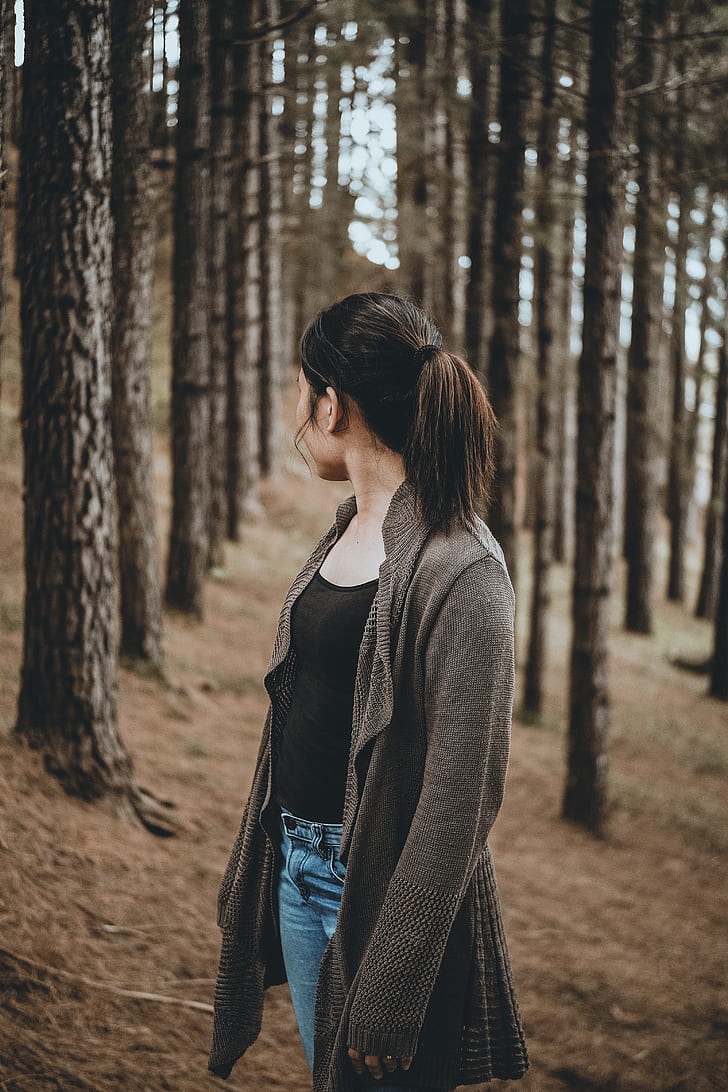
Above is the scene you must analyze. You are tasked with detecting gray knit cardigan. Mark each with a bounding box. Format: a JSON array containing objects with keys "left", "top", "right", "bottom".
[{"left": 209, "top": 481, "right": 529, "bottom": 1090}]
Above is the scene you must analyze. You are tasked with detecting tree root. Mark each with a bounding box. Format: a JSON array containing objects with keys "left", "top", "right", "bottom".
[{"left": 128, "top": 783, "right": 179, "bottom": 837}]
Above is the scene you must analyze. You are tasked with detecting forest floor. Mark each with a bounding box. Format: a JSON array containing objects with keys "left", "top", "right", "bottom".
[{"left": 1, "top": 272, "right": 728, "bottom": 1092}]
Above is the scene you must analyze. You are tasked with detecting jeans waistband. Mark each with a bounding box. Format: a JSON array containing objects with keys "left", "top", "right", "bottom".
[{"left": 280, "top": 807, "right": 343, "bottom": 849}]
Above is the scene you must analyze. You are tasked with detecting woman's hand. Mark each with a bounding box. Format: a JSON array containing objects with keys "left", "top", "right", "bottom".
[{"left": 347, "top": 1048, "right": 413, "bottom": 1080}]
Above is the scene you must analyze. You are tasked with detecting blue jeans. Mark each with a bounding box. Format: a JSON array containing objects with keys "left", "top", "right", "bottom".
[{"left": 278, "top": 809, "right": 428, "bottom": 1090}]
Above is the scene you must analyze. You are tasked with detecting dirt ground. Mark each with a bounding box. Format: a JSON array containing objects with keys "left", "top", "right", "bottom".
[{"left": 1, "top": 286, "right": 727, "bottom": 1091}]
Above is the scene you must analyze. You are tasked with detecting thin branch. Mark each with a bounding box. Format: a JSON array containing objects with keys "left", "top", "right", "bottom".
[
  {"left": 230, "top": 0, "right": 322, "bottom": 46},
  {"left": 0, "top": 946, "right": 214, "bottom": 1015}
]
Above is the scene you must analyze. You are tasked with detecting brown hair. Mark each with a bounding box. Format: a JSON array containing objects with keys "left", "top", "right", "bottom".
[{"left": 299, "top": 293, "right": 496, "bottom": 534}]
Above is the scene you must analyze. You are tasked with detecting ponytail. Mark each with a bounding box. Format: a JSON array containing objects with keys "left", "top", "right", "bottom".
[
  {"left": 299, "top": 293, "right": 497, "bottom": 534},
  {"left": 405, "top": 349, "right": 496, "bottom": 534}
]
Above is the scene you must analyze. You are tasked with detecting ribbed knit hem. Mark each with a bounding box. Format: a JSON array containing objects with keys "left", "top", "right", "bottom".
[{"left": 347, "top": 1024, "right": 420, "bottom": 1062}]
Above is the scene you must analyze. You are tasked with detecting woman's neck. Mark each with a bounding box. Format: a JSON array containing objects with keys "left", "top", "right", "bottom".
[{"left": 346, "top": 457, "right": 406, "bottom": 540}]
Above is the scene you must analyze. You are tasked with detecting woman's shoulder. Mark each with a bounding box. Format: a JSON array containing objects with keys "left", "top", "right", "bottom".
[{"left": 418, "top": 517, "right": 510, "bottom": 586}]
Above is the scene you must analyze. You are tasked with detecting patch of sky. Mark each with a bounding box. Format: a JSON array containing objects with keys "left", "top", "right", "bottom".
[{"left": 273, "top": 40, "right": 285, "bottom": 84}]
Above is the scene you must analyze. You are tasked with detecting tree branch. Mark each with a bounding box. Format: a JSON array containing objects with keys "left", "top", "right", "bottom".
[
  {"left": 0, "top": 946, "right": 214, "bottom": 1015},
  {"left": 230, "top": 0, "right": 322, "bottom": 46}
]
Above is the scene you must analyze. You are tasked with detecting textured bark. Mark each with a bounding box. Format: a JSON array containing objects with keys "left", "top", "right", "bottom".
[
  {"left": 1, "top": 0, "right": 15, "bottom": 146},
  {"left": 166, "top": 0, "right": 212, "bottom": 616},
  {"left": 208, "top": 0, "right": 235, "bottom": 566},
  {"left": 448, "top": 0, "right": 469, "bottom": 349},
  {"left": 563, "top": 0, "right": 624, "bottom": 835},
  {"left": 666, "top": 115, "right": 691, "bottom": 602},
  {"left": 258, "top": 0, "right": 284, "bottom": 476},
  {"left": 709, "top": 456, "right": 728, "bottom": 700},
  {"left": 0, "top": 0, "right": 5, "bottom": 403},
  {"left": 465, "top": 0, "right": 493, "bottom": 380},
  {"left": 111, "top": 0, "right": 164, "bottom": 672},
  {"left": 624, "top": 0, "right": 661, "bottom": 633},
  {"left": 395, "top": 4, "right": 426, "bottom": 302},
  {"left": 553, "top": 177, "right": 577, "bottom": 568},
  {"left": 696, "top": 306, "right": 728, "bottom": 621},
  {"left": 524, "top": 0, "right": 557, "bottom": 716},
  {"left": 422, "top": 0, "right": 451, "bottom": 331},
  {"left": 486, "top": 0, "right": 531, "bottom": 585},
  {"left": 226, "top": 0, "right": 261, "bottom": 538},
  {"left": 16, "top": 0, "right": 171, "bottom": 833}
]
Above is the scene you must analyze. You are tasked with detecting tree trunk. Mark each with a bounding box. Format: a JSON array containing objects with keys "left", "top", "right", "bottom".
[
  {"left": 258, "top": 0, "right": 285, "bottom": 476},
  {"left": 552, "top": 165, "right": 577, "bottom": 568},
  {"left": 448, "top": 0, "right": 469, "bottom": 350},
  {"left": 486, "top": 0, "right": 531, "bottom": 585},
  {"left": 563, "top": 0, "right": 624, "bottom": 836},
  {"left": 395, "top": 3, "right": 426, "bottom": 302},
  {"left": 464, "top": 0, "right": 493, "bottom": 380},
  {"left": 110, "top": 0, "right": 165, "bottom": 673},
  {"left": 1, "top": 0, "right": 15, "bottom": 146},
  {"left": 16, "top": 0, "right": 172, "bottom": 834},
  {"left": 208, "top": 0, "right": 235, "bottom": 567},
  {"left": 624, "top": 0, "right": 661, "bottom": 633},
  {"left": 0, "top": 0, "right": 5, "bottom": 408},
  {"left": 524, "top": 0, "right": 557, "bottom": 716},
  {"left": 666, "top": 122, "right": 691, "bottom": 602},
  {"left": 422, "top": 0, "right": 451, "bottom": 331},
  {"left": 166, "top": 0, "right": 212, "bottom": 616},
  {"left": 226, "top": 0, "right": 261, "bottom": 538},
  {"left": 709, "top": 451, "right": 728, "bottom": 700},
  {"left": 696, "top": 296, "right": 728, "bottom": 620}
]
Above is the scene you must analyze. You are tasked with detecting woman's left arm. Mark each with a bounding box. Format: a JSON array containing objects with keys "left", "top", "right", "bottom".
[{"left": 346, "top": 554, "right": 515, "bottom": 1066}]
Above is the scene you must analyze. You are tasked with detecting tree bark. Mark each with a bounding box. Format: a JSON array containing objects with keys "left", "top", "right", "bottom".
[
  {"left": 696, "top": 291, "right": 728, "bottom": 621},
  {"left": 709, "top": 448, "right": 728, "bottom": 699},
  {"left": 624, "top": 0, "right": 661, "bottom": 633},
  {"left": 111, "top": 0, "right": 165, "bottom": 673},
  {"left": 666, "top": 103, "right": 691, "bottom": 602},
  {"left": 395, "top": 3, "right": 426, "bottom": 302},
  {"left": 258, "top": 0, "right": 285, "bottom": 476},
  {"left": 486, "top": 0, "right": 531, "bottom": 585},
  {"left": 711, "top": 463, "right": 728, "bottom": 698},
  {"left": 0, "top": 0, "right": 5, "bottom": 409},
  {"left": 524, "top": 0, "right": 557, "bottom": 716},
  {"left": 208, "top": 0, "right": 235, "bottom": 566},
  {"left": 226, "top": 0, "right": 261, "bottom": 538},
  {"left": 16, "top": 0, "right": 172, "bottom": 833},
  {"left": 563, "top": 0, "right": 624, "bottom": 836},
  {"left": 464, "top": 0, "right": 493, "bottom": 380},
  {"left": 166, "top": 0, "right": 212, "bottom": 616},
  {"left": 422, "top": 0, "right": 451, "bottom": 331},
  {"left": 1, "top": 0, "right": 15, "bottom": 146}
]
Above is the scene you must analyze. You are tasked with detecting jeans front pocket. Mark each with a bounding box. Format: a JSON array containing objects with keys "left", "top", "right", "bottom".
[{"left": 325, "top": 846, "right": 346, "bottom": 886}]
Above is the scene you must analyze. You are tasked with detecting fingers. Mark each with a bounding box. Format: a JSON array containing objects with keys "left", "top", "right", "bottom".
[
  {"left": 347, "top": 1048, "right": 414, "bottom": 1078},
  {"left": 347, "top": 1048, "right": 366, "bottom": 1076}
]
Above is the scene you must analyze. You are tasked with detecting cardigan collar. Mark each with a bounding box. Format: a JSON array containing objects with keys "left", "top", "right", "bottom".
[{"left": 264, "top": 479, "right": 431, "bottom": 701}]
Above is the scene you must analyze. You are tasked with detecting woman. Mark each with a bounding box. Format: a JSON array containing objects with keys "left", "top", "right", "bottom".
[{"left": 209, "top": 294, "right": 529, "bottom": 1090}]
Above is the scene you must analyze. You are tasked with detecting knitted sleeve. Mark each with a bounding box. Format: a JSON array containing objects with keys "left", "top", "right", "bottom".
[{"left": 346, "top": 554, "right": 515, "bottom": 1061}]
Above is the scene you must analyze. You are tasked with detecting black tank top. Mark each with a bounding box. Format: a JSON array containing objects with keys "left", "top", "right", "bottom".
[{"left": 274, "top": 569, "right": 378, "bottom": 823}]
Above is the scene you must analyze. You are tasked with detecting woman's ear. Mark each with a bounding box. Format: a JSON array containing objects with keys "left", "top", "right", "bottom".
[{"left": 324, "top": 386, "right": 344, "bottom": 433}]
